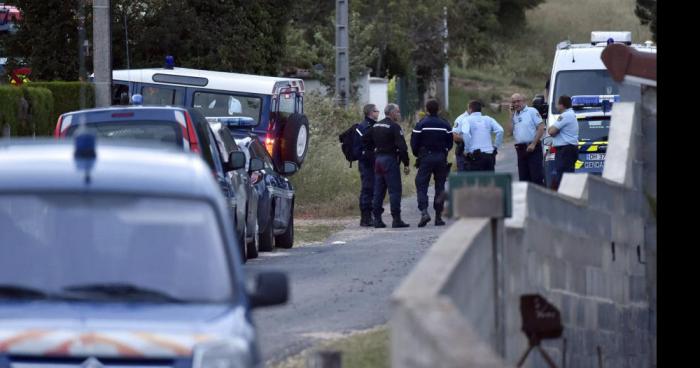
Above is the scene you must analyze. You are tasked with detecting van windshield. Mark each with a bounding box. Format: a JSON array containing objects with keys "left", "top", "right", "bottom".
[
  {"left": 552, "top": 70, "right": 620, "bottom": 114},
  {"left": 578, "top": 118, "right": 610, "bottom": 142},
  {"left": 194, "top": 92, "right": 262, "bottom": 125}
]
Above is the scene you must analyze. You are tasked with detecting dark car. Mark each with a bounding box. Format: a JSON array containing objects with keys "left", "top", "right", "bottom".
[
  {"left": 54, "top": 105, "right": 252, "bottom": 261},
  {"left": 233, "top": 133, "right": 297, "bottom": 251},
  {"left": 0, "top": 137, "right": 288, "bottom": 367}
]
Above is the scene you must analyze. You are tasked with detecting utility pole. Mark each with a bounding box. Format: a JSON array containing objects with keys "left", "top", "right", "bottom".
[
  {"left": 93, "top": 0, "right": 112, "bottom": 107},
  {"left": 335, "top": 0, "right": 350, "bottom": 108},
  {"left": 78, "top": 0, "right": 86, "bottom": 109},
  {"left": 443, "top": 6, "right": 449, "bottom": 111}
]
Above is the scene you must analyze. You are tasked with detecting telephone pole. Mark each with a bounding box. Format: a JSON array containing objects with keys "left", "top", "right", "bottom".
[
  {"left": 93, "top": 0, "right": 112, "bottom": 107},
  {"left": 335, "top": 0, "right": 350, "bottom": 108}
]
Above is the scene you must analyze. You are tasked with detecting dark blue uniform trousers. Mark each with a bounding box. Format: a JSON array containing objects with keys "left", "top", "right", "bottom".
[
  {"left": 515, "top": 142, "right": 545, "bottom": 186},
  {"left": 415, "top": 152, "right": 449, "bottom": 213},
  {"left": 455, "top": 142, "right": 467, "bottom": 171},
  {"left": 358, "top": 159, "right": 375, "bottom": 212},
  {"left": 373, "top": 154, "right": 402, "bottom": 217},
  {"left": 552, "top": 144, "right": 578, "bottom": 189}
]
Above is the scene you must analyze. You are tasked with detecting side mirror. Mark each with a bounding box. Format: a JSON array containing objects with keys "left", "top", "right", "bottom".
[
  {"left": 227, "top": 151, "right": 246, "bottom": 171},
  {"left": 281, "top": 161, "right": 298, "bottom": 176},
  {"left": 249, "top": 157, "right": 264, "bottom": 172},
  {"left": 249, "top": 271, "right": 289, "bottom": 309}
]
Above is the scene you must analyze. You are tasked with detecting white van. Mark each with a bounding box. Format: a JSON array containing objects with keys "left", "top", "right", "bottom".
[{"left": 539, "top": 31, "right": 656, "bottom": 187}]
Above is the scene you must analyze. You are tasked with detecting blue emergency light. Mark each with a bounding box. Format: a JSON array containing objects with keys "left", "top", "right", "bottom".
[
  {"left": 571, "top": 95, "right": 620, "bottom": 114},
  {"left": 218, "top": 116, "right": 257, "bottom": 127},
  {"left": 131, "top": 93, "right": 143, "bottom": 105},
  {"left": 74, "top": 131, "right": 97, "bottom": 159},
  {"left": 165, "top": 55, "right": 175, "bottom": 69}
]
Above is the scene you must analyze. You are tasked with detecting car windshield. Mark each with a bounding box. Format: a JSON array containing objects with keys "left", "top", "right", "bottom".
[
  {"left": 194, "top": 92, "right": 262, "bottom": 125},
  {"left": 578, "top": 118, "right": 610, "bottom": 142},
  {"left": 0, "top": 194, "right": 233, "bottom": 303},
  {"left": 65, "top": 121, "right": 184, "bottom": 148},
  {"left": 552, "top": 70, "right": 620, "bottom": 114}
]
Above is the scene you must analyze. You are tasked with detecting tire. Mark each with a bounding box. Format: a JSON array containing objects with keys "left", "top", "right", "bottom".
[
  {"left": 280, "top": 113, "right": 309, "bottom": 167},
  {"left": 258, "top": 204, "right": 275, "bottom": 252},
  {"left": 275, "top": 200, "right": 294, "bottom": 249},
  {"left": 246, "top": 214, "right": 259, "bottom": 259}
]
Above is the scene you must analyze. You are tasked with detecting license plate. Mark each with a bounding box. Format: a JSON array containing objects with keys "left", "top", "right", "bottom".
[{"left": 587, "top": 153, "right": 605, "bottom": 161}]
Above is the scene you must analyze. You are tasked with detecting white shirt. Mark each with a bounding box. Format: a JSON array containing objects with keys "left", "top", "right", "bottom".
[{"left": 457, "top": 112, "right": 504, "bottom": 154}]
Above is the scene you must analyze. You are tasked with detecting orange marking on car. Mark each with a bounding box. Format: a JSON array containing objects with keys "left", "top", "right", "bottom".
[
  {"left": 134, "top": 332, "right": 191, "bottom": 356},
  {"left": 0, "top": 330, "right": 50, "bottom": 352}
]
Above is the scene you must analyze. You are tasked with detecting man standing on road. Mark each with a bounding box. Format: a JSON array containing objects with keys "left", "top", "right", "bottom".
[
  {"left": 411, "top": 99, "right": 453, "bottom": 227},
  {"left": 354, "top": 104, "right": 379, "bottom": 227},
  {"left": 452, "top": 109, "right": 470, "bottom": 171},
  {"left": 362, "top": 103, "right": 411, "bottom": 229},
  {"left": 509, "top": 93, "right": 545, "bottom": 185},
  {"left": 547, "top": 95, "right": 579, "bottom": 190},
  {"left": 454, "top": 100, "right": 504, "bottom": 172}
]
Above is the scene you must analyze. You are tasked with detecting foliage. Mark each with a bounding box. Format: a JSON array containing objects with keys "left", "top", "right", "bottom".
[
  {"left": 30, "top": 81, "right": 95, "bottom": 124},
  {"left": 0, "top": 85, "right": 53, "bottom": 137},
  {"left": 634, "top": 0, "right": 656, "bottom": 42}
]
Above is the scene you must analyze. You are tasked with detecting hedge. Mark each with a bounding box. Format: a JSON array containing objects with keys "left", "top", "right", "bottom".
[{"left": 0, "top": 81, "right": 94, "bottom": 137}]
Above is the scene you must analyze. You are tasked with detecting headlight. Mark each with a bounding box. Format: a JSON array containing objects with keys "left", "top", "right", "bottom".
[{"left": 193, "top": 339, "right": 253, "bottom": 368}]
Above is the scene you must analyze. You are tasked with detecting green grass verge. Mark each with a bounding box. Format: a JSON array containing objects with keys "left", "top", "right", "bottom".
[
  {"left": 272, "top": 326, "right": 389, "bottom": 368},
  {"left": 294, "top": 222, "right": 346, "bottom": 246}
]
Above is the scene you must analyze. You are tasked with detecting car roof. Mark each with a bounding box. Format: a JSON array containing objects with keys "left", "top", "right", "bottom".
[
  {"left": 113, "top": 67, "right": 304, "bottom": 96},
  {"left": 553, "top": 43, "right": 656, "bottom": 72},
  {"left": 0, "top": 139, "right": 219, "bottom": 200}
]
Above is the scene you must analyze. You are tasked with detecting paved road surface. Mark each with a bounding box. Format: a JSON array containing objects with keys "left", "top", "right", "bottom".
[{"left": 247, "top": 147, "right": 518, "bottom": 364}]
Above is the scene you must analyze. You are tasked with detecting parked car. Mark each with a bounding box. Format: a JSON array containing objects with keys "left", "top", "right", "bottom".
[
  {"left": 111, "top": 62, "right": 310, "bottom": 170},
  {"left": 54, "top": 104, "right": 253, "bottom": 261},
  {"left": 233, "top": 132, "right": 297, "bottom": 251},
  {"left": 0, "top": 135, "right": 289, "bottom": 367}
]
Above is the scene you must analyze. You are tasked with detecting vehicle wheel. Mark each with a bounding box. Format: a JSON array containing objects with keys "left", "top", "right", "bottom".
[
  {"left": 280, "top": 113, "right": 309, "bottom": 168},
  {"left": 246, "top": 215, "right": 259, "bottom": 258},
  {"left": 259, "top": 205, "right": 275, "bottom": 252},
  {"left": 275, "top": 200, "right": 294, "bottom": 249}
]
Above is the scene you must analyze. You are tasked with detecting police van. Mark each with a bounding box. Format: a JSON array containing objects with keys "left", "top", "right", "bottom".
[
  {"left": 538, "top": 31, "right": 656, "bottom": 187},
  {"left": 110, "top": 58, "right": 309, "bottom": 170}
]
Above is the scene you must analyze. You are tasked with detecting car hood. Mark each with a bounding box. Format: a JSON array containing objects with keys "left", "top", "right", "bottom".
[{"left": 0, "top": 301, "right": 255, "bottom": 358}]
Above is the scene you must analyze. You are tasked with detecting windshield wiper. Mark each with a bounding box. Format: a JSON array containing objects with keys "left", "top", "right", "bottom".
[
  {"left": 0, "top": 284, "right": 52, "bottom": 299},
  {"left": 61, "top": 283, "right": 187, "bottom": 303}
]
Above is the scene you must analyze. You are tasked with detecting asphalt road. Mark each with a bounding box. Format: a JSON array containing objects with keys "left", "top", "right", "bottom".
[{"left": 246, "top": 147, "right": 518, "bottom": 364}]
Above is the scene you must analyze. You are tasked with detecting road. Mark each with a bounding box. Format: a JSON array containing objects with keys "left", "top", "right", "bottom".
[{"left": 247, "top": 147, "right": 518, "bottom": 364}]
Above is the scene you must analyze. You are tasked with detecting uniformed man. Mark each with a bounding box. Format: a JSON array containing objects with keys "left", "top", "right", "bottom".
[
  {"left": 362, "top": 103, "right": 411, "bottom": 228},
  {"left": 353, "top": 104, "right": 379, "bottom": 227},
  {"left": 547, "top": 95, "right": 579, "bottom": 190},
  {"left": 454, "top": 100, "right": 504, "bottom": 171},
  {"left": 411, "top": 99, "right": 453, "bottom": 227},
  {"left": 452, "top": 109, "right": 470, "bottom": 171},
  {"left": 509, "top": 93, "right": 545, "bottom": 185}
]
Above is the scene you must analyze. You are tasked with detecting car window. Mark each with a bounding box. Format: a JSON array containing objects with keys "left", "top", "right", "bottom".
[
  {"left": 142, "top": 85, "right": 177, "bottom": 105},
  {"left": 193, "top": 91, "right": 262, "bottom": 124},
  {"left": 551, "top": 70, "right": 620, "bottom": 114},
  {"left": 188, "top": 110, "right": 216, "bottom": 171},
  {"left": 250, "top": 140, "right": 275, "bottom": 171},
  {"left": 64, "top": 121, "right": 183, "bottom": 147},
  {"left": 207, "top": 126, "right": 225, "bottom": 174},
  {"left": 0, "top": 194, "right": 234, "bottom": 303}
]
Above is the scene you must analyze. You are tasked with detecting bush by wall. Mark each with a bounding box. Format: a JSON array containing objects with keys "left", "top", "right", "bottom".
[
  {"left": 0, "top": 85, "right": 54, "bottom": 137},
  {"left": 30, "top": 82, "right": 95, "bottom": 124}
]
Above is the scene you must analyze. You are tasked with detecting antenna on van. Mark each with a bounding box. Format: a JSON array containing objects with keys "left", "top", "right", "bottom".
[{"left": 569, "top": 35, "right": 576, "bottom": 63}]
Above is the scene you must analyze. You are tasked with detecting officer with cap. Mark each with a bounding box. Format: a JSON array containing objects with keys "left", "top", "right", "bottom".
[
  {"left": 454, "top": 100, "right": 504, "bottom": 171},
  {"left": 362, "top": 103, "right": 411, "bottom": 228},
  {"left": 452, "top": 109, "right": 470, "bottom": 171},
  {"left": 353, "top": 103, "right": 380, "bottom": 227},
  {"left": 411, "top": 99, "right": 453, "bottom": 227},
  {"left": 547, "top": 95, "right": 579, "bottom": 190},
  {"left": 509, "top": 93, "right": 545, "bottom": 185}
]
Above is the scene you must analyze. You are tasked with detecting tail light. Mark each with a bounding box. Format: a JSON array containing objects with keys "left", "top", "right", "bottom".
[
  {"left": 265, "top": 133, "right": 274, "bottom": 156},
  {"left": 251, "top": 171, "right": 262, "bottom": 185},
  {"left": 184, "top": 111, "right": 200, "bottom": 153},
  {"left": 54, "top": 116, "right": 63, "bottom": 138}
]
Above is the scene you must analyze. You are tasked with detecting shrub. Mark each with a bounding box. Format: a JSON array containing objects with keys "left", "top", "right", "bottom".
[{"left": 30, "top": 81, "right": 95, "bottom": 124}]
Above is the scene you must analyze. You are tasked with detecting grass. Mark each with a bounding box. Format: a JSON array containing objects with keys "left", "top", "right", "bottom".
[
  {"left": 294, "top": 221, "right": 346, "bottom": 246},
  {"left": 271, "top": 326, "right": 389, "bottom": 368}
]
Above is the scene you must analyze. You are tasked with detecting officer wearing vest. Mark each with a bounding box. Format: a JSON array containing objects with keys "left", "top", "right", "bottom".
[
  {"left": 353, "top": 104, "right": 380, "bottom": 227},
  {"left": 454, "top": 100, "right": 504, "bottom": 171},
  {"left": 547, "top": 95, "right": 579, "bottom": 190},
  {"left": 509, "top": 93, "right": 545, "bottom": 185},
  {"left": 411, "top": 99, "right": 453, "bottom": 227},
  {"left": 362, "top": 103, "right": 411, "bottom": 228},
  {"left": 452, "top": 110, "right": 470, "bottom": 171}
]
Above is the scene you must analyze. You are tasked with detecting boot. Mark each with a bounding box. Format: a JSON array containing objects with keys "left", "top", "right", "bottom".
[
  {"left": 374, "top": 214, "right": 387, "bottom": 228},
  {"left": 360, "top": 211, "right": 373, "bottom": 227},
  {"left": 434, "top": 211, "right": 445, "bottom": 226},
  {"left": 392, "top": 214, "right": 410, "bottom": 228},
  {"left": 417, "top": 209, "right": 431, "bottom": 228}
]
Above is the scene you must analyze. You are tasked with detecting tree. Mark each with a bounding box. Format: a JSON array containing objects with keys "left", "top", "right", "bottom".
[
  {"left": 635, "top": 0, "right": 656, "bottom": 42},
  {"left": 2, "top": 0, "right": 84, "bottom": 80}
]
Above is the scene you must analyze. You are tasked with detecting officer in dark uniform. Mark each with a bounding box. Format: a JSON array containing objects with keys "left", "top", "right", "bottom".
[
  {"left": 411, "top": 99, "right": 453, "bottom": 227},
  {"left": 353, "top": 104, "right": 379, "bottom": 227},
  {"left": 362, "top": 103, "right": 411, "bottom": 228}
]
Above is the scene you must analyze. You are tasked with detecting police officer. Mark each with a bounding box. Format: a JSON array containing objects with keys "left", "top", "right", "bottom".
[
  {"left": 454, "top": 100, "right": 504, "bottom": 171},
  {"left": 354, "top": 104, "right": 379, "bottom": 227},
  {"left": 362, "top": 103, "right": 411, "bottom": 228},
  {"left": 452, "top": 109, "right": 470, "bottom": 171},
  {"left": 411, "top": 99, "right": 453, "bottom": 227},
  {"left": 547, "top": 95, "right": 579, "bottom": 190},
  {"left": 509, "top": 93, "right": 545, "bottom": 185}
]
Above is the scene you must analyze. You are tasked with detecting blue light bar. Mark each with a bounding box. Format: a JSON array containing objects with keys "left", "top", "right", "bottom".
[
  {"left": 571, "top": 95, "right": 620, "bottom": 107},
  {"left": 213, "top": 117, "right": 257, "bottom": 127}
]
